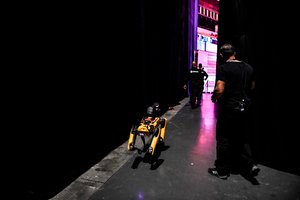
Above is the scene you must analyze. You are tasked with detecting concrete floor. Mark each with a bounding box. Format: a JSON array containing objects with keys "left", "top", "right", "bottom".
[{"left": 51, "top": 94, "right": 300, "bottom": 200}]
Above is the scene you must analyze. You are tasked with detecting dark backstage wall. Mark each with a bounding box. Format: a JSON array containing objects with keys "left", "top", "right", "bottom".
[
  {"left": 8, "top": 0, "right": 197, "bottom": 199},
  {"left": 217, "top": 0, "right": 299, "bottom": 176}
]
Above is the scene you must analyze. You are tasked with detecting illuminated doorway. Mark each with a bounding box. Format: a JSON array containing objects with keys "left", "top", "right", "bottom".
[{"left": 196, "top": 0, "right": 219, "bottom": 93}]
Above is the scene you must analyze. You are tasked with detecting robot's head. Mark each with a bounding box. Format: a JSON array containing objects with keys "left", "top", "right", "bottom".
[
  {"left": 147, "top": 106, "right": 154, "bottom": 115},
  {"left": 147, "top": 102, "right": 160, "bottom": 116}
]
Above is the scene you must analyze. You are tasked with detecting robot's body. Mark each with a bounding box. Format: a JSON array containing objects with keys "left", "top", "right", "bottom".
[{"left": 128, "top": 103, "right": 167, "bottom": 156}]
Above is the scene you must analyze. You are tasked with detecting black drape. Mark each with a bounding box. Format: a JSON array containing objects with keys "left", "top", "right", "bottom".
[{"left": 218, "top": 0, "right": 299, "bottom": 175}]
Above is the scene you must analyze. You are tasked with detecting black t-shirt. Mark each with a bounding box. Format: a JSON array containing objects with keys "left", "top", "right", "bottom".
[
  {"left": 216, "top": 61, "right": 254, "bottom": 109},
  {"left": 188, "top": 67, "right": 207, "bottom": 87}
]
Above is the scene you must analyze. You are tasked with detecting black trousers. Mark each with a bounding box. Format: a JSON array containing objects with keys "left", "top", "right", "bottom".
[
  {"left": 214, "top": 108, "right": 255, "bottom": 175},
  {"left": 189, "top": 85, "right": 203, "bottom": 107}
]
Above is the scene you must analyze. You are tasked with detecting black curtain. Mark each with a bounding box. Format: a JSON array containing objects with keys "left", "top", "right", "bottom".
[
  {"left": 11, "top": 0, "right": 198, "bottom": 199},
  {"left": 218, "top": 0, "right": 299, "bottom": 175}
]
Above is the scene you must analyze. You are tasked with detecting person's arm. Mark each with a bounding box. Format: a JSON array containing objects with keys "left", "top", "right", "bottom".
[
  {"left": 211, "top": 80, "right": 225, "bottom": 103},
  {"left": 204, "top": 71, "right": 208, "bottom": 80}
]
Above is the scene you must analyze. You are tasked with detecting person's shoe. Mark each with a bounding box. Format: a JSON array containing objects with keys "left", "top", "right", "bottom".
[
  {"left": 208, "top": 168, "right": 229, "bottom": 180},
  {"left": 250, "top": 165, "right": 260, "bottom": 177}
]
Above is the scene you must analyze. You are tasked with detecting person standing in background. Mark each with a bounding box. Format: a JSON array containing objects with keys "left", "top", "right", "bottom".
[
  {"left": 185, "top": 61, "right": 208, "bottom": 108},
  {"left": 198, "top": 63, "right": 208, "bottom": 97}
]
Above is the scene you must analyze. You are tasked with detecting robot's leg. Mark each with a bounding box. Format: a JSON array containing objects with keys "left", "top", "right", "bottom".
[
  {"left": 128, "top": 126, "right": 137, "bottom": 151},
  {"left": 149, "top": 129, "right": 160, "bottom": 155},
  {"left": 159, "top": 118, "right": 168, "bottom": 142}
]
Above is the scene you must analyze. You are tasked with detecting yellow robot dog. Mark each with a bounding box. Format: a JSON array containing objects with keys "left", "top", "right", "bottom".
[{"left": 128, "top": 102, "right": 167, "bottom": 156}]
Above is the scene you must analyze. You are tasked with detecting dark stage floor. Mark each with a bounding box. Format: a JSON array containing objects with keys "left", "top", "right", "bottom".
[{"left": 50, "top": 94, "right": 300, "bottom": 200}]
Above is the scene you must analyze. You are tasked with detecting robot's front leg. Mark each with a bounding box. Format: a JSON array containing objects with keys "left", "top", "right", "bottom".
[
  {"left": 149, "top": 118, "right": 168, "bottom": 155},
  {"left": 128, "top": 126, "right": 137, "bottom": 151},
  {"left": 159, "top": 118, "right": 167, "bottom": 142},
  {"left": 149, "top": 129, "right": 160, "bottom": 155}
]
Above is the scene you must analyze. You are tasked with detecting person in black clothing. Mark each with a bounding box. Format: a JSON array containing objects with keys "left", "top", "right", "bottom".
[
  {"left": 187, "top": 61, "right": 208, "bottom": 108},
  {"left": 209, "top": 43, "right": 260, "bottom": 180},
  {"left": 198, "top": 63, "right": 208, "bottom": 94}
]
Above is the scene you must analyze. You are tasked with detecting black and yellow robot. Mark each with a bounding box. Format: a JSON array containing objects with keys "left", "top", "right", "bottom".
[{"left": 128, "top": 102, "right": 167, "bottom": 156}]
